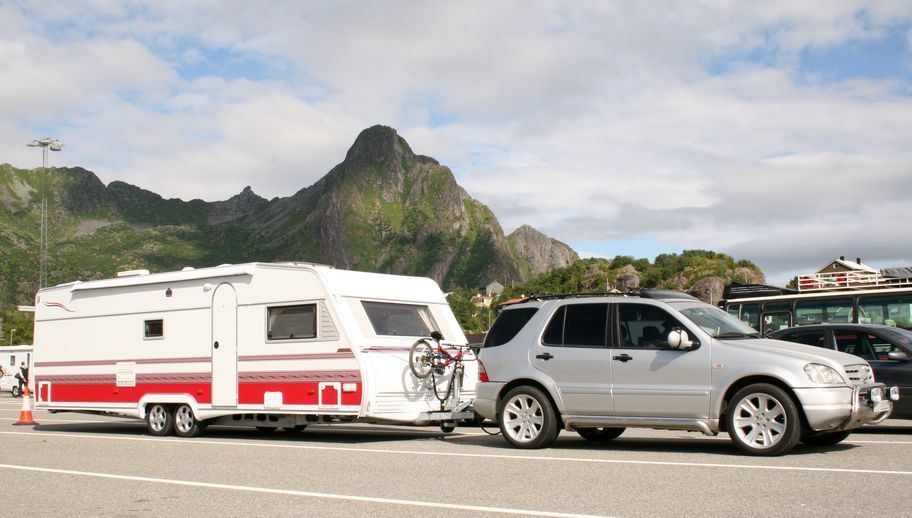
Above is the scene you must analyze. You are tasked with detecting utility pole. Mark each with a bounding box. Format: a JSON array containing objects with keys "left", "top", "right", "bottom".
[{"left": 27, "top": 138, "right": 64, "bottom": 288}]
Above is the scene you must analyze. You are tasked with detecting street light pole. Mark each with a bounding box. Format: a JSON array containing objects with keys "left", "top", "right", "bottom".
[
  {"left": 27, "top": 138, "right": 64, "bottom": 288},
  {"left": 9, "top": 329, "right": 15, "bottom": 346}
]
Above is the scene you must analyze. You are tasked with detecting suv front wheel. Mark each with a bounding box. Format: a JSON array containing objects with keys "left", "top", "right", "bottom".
[
  {"left": 726, "top": 383, "right": 801, "bottom": 456},
  {"left": 498, "top": 386, "right": 559, "bottom": 449}
]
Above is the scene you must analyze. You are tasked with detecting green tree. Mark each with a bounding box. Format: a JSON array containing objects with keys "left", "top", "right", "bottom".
[{"left": 0, "top": 305, "right": 34, "bottom": 345}]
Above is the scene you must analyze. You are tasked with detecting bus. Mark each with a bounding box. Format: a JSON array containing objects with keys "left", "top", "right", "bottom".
[{"left": 723, "top": 270, "right": 912, "bottom": 335}]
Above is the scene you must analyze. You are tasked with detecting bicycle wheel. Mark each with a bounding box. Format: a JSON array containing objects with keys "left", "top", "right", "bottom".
[
  {"left": 450, "top": 364, "right": 464, "bottom": 402},
  {"left": 409, "top": 339, "right": 435, "bottom": 379}
]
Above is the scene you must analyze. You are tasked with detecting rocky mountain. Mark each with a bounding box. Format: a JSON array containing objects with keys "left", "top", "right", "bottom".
[
  {"left": 0, "top": 125, "right": 574, "bottom": 305},
  {"left": 508, "top": 224, "right": 579, "bottom": 278}
]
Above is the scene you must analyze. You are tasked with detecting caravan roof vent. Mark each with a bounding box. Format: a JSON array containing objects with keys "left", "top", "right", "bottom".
[
  {"left": 117, "top": 269, "right": 150, "bottom": 278},
  {"left": 181, "top": 266, "right": 195, "bottom": 271}
]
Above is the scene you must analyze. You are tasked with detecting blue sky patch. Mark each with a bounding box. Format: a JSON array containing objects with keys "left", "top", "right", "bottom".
[{"left": 798, "top": 23, "right": 911, "bottom": 89}]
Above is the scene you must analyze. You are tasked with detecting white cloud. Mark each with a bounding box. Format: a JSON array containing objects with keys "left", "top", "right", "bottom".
[{"left": 1, "top": 1, "right": 911, "bottom": 284}]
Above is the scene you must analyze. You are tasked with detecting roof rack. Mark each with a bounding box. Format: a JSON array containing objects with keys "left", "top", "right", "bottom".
[
  {"left": 499, "top": 291, "right": 628, "bottom": 307},
  {"left": 498, "top": 289, "right": 697, "bottom": 307},
  {"left": 638, "top": 289, "right": 699, "bottom": 301},
  {"left": 796, "top": 271, "right": 912, "bottom": 292},
  {"left": 723, "top": 282, "right": 795, "bottom": 299}
]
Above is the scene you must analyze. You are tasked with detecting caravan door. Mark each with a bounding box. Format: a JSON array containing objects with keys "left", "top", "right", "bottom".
[{"left": 211, "top": 283, "right": 238, "bottom": 406}]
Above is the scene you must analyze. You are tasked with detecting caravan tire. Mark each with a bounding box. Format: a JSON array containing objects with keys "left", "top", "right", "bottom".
[
  {"left": 173, "top": 404, "right": 202, "bottom": 438},
  {"left": 146, "top": 404, "right": 173, "bottom": 436}
]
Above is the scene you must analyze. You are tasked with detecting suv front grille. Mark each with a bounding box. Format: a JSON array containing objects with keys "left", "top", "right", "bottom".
[{"left": 844, "top": 364, "right": 874, "bottom": 386}]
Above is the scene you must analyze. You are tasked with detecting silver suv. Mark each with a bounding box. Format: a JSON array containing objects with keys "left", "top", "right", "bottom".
[{"left": 474, "top": 291, "right": 898, "bottom": 455}]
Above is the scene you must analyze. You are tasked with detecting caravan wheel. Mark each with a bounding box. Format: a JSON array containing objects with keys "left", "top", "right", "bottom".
[
  {"left": 173, "top": 404, "right": 202, "bottom": 438},
  {"left": 146, "top": 404, "right": 173, "bottom": 436}
]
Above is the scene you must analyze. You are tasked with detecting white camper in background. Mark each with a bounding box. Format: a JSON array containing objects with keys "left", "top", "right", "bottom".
[
  {"left": 0, "top": 345, "right": 33, "bottom": 395},
  {"left": 32, "top": 262, "right": 477, "bottom": 436}
]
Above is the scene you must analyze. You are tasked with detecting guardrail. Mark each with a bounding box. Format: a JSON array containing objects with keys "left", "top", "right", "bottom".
[{"left": 796, "top": 271, "right": 912, "bottom": 292}]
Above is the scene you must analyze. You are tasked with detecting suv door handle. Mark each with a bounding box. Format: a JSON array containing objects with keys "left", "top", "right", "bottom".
[
  {"left": 612, "top": 354, "right": 633, "bottom": 362},
  {"left": 535, "top": 352, "right": 554, "bottom": 361}
]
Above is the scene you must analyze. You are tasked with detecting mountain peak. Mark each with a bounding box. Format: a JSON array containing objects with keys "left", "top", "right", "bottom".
[
  {"left": 508, "top": 224, "right": 579, "bottom": 278},
  {"left": 344, "top": 125, "right": 414, "bottom": 164}
]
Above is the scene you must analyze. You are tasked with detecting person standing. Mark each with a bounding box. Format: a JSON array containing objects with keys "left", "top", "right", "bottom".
[{"left": 16, "top": 361, "right": 28, "bottom": 395}]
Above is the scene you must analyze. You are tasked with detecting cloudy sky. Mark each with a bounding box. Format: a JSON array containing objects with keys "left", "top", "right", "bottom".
[{"left": 2, "top": 1, "right": 911, "bottom": 285}]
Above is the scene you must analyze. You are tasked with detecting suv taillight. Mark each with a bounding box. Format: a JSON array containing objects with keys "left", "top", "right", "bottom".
[{"left": 477, "top": 359, "right": 490, "bottom": 382}]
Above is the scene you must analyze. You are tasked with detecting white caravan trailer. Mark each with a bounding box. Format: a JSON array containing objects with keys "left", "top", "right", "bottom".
[
  {"left": 0, "top": 345, "right": 33, "bottom": 395},
  {"left": 32, "top": 262, "right": 477, "bottom": 436}
]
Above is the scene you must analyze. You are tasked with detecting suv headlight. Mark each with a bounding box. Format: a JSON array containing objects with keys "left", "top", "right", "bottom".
[{"left": 804, "top": 363, "right": 846, "bottom": 385}]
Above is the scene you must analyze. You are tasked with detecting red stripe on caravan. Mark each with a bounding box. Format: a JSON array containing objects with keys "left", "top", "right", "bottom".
[
  {"left": 36, "top": 379, "right": 362, "bottom": 407},
  {"left": 238, "top": 382, "right": 362, "bottom": 406},
  {"left": 38, "top": 373, "right": 212, "bottom": 384},
  {"left": 42, "top": 382, "right": 213, "bottom": 404},
  {"left": 238, "top": 351, "right": 357, "bottom": 362},
  {"left": 36, "top": 349, "right": 359, "bottom": 368},
  {"left": 238, "top": 370, "right": 360, "bottom": 383},
  {"left": 34, "top": 357, "right": 211, "bottom": 368}
]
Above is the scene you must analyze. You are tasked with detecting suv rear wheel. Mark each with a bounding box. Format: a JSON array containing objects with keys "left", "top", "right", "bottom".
[
  {"left": 498, "top": 386, "right": 559, "bottom": 449},
  {"left": 726, "top": 383, "right": 801, "bottom": 456}
]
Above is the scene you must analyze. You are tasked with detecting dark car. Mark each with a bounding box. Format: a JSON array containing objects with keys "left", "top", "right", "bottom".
[{"left": 769, "top": 324, "right": 911, "bottom": 419}]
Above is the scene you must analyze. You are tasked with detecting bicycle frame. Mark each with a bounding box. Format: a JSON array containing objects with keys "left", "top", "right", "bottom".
[{"left": 409, "top": 337, "right": 473, "bottom": 408}]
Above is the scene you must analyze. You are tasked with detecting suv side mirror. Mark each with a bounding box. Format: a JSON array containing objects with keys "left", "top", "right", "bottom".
[{"left": 667, "top": 329, "right": 693, "bottom": 350}]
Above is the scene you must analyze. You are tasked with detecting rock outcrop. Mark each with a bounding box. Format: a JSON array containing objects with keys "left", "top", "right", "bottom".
[{"left": 508, "top": 224, "right": 579, "bottom": 278}]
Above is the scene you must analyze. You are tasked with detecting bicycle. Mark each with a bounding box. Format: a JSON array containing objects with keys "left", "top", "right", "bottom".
[{"left": 408, "top": 331, "right": 474, "bottom": 430}]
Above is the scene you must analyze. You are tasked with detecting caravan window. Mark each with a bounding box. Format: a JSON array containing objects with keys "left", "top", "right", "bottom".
[
  {"left": 362, "top": 301, "right": 437, "bottom": 337},
  {"left": 144, "top": 319, "right": 164, "bottom": 338},
  {"left": 267, "top": 305, "right": 317, "bottom": 340}
]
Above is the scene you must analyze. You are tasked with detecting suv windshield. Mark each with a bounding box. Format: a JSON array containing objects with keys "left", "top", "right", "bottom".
[{"left": 674, "top": 302, "right": 760, "bottom": 339}]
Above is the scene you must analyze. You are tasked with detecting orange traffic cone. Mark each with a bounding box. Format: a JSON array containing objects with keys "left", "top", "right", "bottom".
[{"left": 13, "top": 386, "right": 36, "bottom": 426}]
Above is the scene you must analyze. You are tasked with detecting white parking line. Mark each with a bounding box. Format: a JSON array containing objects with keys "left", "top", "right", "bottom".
[
  {"left": 2, "top": 430, "right": 911, "bottom": 476},
  {"left": 608, "top": 433, "right": 912, "bottom": 446},
  {"left": 0, "top": 463, "right": 608, "bottom": 518},
  {"left": 842, "top": 440, "right": 912, "bottom": 445},
  {"left": 0, "top": 417, "right": 116, "bottom": 424}
]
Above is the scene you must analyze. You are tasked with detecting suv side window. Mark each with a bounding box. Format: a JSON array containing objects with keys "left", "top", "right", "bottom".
[
  {"left": 542, "top": 303, "right": 608, "bottom": 347},
  {"left": 780, "top": 331, "right": 826, "bottom": 348},
  {"left": 869, "top": 333, "right": 902, "bottom": 360},
  {"left": 484, "top": 307, "right": 539, "bottom": 348},
  {"left": 617, "top": 303, "right": 685, "bottom": 349},
  {"left": 834, "top": 332, "right": 876, "bottom": 361}
]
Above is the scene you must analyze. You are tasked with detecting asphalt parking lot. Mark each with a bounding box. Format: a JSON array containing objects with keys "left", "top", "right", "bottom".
[{"left": 2, "top": 393, "right": 910, "bottom": 518}]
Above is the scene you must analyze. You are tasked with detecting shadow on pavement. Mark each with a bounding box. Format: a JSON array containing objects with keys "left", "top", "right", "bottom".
[{"left": 26, "top": 413, "right": 899, "bottom": 455}]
